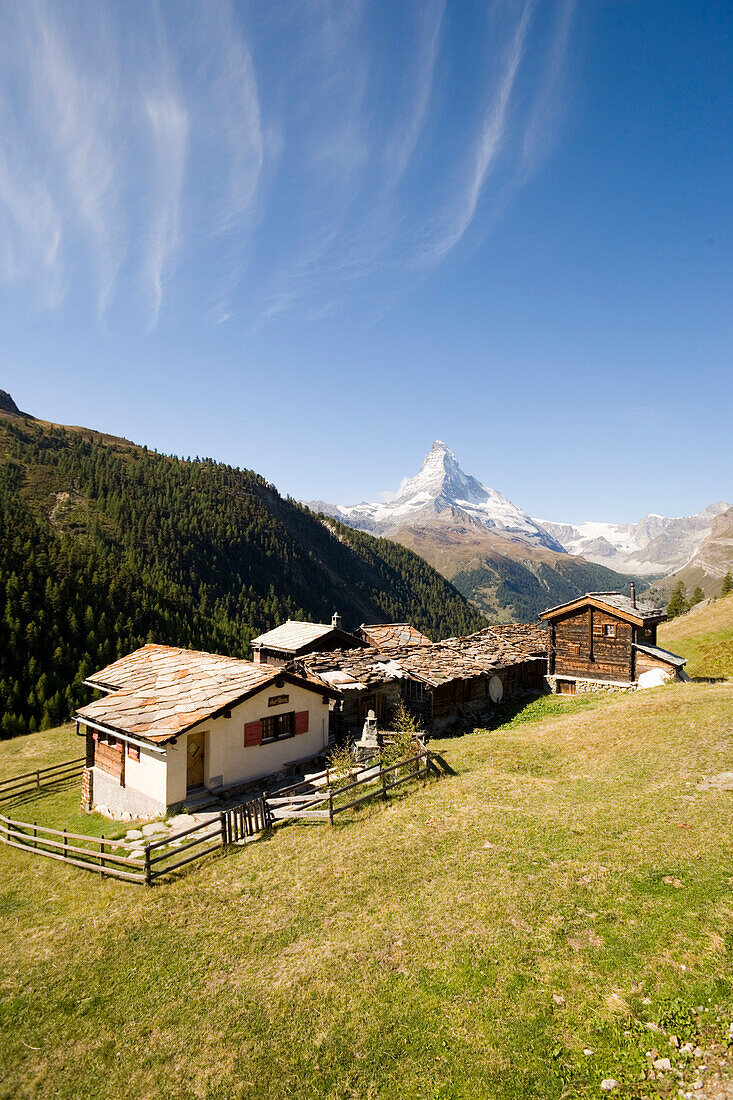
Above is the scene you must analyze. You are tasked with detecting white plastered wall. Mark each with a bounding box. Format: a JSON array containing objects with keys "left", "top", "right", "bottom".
[
  {"left": 165, "top": 683, "right": 331, "bottom": 806},
  {"left": 123, "top": 743, "right": 168, "bottom": 803}
]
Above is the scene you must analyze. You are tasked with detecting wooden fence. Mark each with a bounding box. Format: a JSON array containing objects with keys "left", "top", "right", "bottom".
[
  {"left": 0, "top": 749, "right": 431, "bottom": 883},
  {"left": 0, "top": 756, "right": 85, "bottom": 803},
  {"left": 328, "top": 748, "right": 431, "bottom": 823},
  {"left": 0, "top": 794, "right": 270, "bottom": 886},
  {"left": 271, "top": 748, "right": 432, "bottom": 824},
  {"left": 0, "top": 811, "right": 147, "bottom": 882}
]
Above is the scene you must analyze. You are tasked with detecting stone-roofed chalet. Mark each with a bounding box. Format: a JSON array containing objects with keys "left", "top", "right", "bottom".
[
  {"left": 539, "top": 585, "right": 687, "bottom": 693},
  {"left": 76, "top": 643, "right": 336, "bottom": 817},
  {"left": 250, "top": 613, "right": 366, "bottom": 667},
  {"left": 292, "top": 626, "right": 545, "bottom": 735}
]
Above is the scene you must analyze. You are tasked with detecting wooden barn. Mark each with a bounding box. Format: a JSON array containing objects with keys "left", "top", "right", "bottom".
[
  {"left": 539, "top": 586, "right": 688, "bottom": 694},
  {"left": 292, "top": 626, "right": 545, "bottom": 737},
  {"left": 250, "top": 613, "right": 366, "bottom": 667}
]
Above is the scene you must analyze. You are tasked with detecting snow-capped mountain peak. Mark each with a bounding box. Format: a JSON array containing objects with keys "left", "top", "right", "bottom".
[
  {"left": 537, "top": 502, "right": 732, "bottom": 576},
  {"left": 306, "top": 441, "right": 563, "bottom": 550}
]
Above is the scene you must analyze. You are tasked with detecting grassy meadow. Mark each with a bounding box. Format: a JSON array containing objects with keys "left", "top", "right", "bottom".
[
  {"left": 658, "top": 592, "right": 733, "bottom": 680},
  {"left": 1, "top": 682, "right": 733, "bottom": 1098}
]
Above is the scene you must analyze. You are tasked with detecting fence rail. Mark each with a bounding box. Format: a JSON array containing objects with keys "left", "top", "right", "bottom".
[
  {"left": 328, "top": 749, "right": 430, "bottom": 821},
  {"left": 0, "top": 748, "right": 431, "bottom": 884},
  {"left": 0, "top": 756, "right": 85, "bottom": 802},
  {"left": 0, "top": 811, "right": 146, "bottom": 883},
  {"left": 0, "top": 793, "right": 270, "bottom": 886}
]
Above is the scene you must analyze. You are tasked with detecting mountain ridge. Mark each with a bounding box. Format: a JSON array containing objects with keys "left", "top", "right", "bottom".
[
  {"left": 307, "top": 440, "right": 563, "bottom": 550},
  {"left": 539, "top": 502, "right": 730, "bottom": 576},
  {"left": 305, "top": 441, "right": 651, "bottom": 622},
  {"left": 0, "top": 404, "right": 485, "bottom": 736}
]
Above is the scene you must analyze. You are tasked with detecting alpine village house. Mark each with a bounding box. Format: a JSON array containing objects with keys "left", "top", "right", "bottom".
[
  {"left": 540, "top": 585, "right": 688, "bottom": 694},
  {"left": 74, "top": 588, "right": 687, "bottom": 819}
]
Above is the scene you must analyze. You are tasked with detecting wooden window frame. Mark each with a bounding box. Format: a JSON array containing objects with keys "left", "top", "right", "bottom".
[
  {"left": 603, "top": 624, "right": 617, "bottom": 639},
  {"left": 261, "top": 710, "right": 296, "bottom": 744}
]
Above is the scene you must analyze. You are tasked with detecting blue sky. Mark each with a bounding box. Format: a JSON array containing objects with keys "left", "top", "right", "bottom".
[{"left": 1, "top": 0, "right": 730, "bottom": 523}]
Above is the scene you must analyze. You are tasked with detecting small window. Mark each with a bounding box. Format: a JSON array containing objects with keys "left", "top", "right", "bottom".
[
  {"left": 603, "top": 624, "right": 616, "bottom": 638},
  {"left": 261, "top": 711, "right": 295, "bottom": 742},
  {"left": 569, "top": 643, "right": 581, "bottom": 656},
  {"left": 127, "top": 743, "right": 140, "bottom": 761},
  {"left": 401, "top": 680, "right": 426, "bottom": 703}
]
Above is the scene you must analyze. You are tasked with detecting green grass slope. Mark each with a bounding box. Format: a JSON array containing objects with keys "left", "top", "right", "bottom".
[
  {"left": 658, "top": 593, "right": 733, "bottom": 679},
  {"left": 2, "top": 683, "right": 733, "bottom": 1099},
  {"left": 0, "top": 409, "right": 484, "bottom": 736}
]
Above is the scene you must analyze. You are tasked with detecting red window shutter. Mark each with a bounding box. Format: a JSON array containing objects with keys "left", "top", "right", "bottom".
[
  {"left": 295, "top": 711, "right": 309, "bottom": 735},
  {"left": 244, "top": 721, "right": 262, "bottom": 747}
]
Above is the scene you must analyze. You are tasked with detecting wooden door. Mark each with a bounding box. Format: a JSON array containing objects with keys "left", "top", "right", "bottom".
[{"left": 187, "top": 732, "right": 206, "bottom": 790}]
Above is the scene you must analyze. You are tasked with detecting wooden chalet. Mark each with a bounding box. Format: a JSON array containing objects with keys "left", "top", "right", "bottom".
[
  {"left": 291, "top": 625, "right": 545, "bottom": 736},
  {"left": 250, "top": 613, "right": 366, "bottom": 667},
  {"left": 539, "top": 585, "right": 687, "bottom": 694}
]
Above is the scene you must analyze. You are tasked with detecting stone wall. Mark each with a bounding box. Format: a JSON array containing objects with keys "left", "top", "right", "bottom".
[
  {"left": 80, "top": 766, "right": 93, "bottom": 812},
  {"left": 544, "top": 675, "right": 636, "bottom": 695}
]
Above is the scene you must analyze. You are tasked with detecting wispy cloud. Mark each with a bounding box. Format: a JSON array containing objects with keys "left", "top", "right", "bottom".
[
  {"left": 0, "top": 0, "right": 262, "bottom": 323},
  {"left": 426, "top": 1, "right": 534, "bottom": 263},
  {"left": 144, "top": 87, "right": 188, "bottom": 325},
  {"left": 0, "top": 0, "right": 575, "bottom": 326}
]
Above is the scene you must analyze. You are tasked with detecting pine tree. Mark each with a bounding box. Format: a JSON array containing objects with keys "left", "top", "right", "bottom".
[
  {"left": 690, "top": 586, "right": 705, "bottom": 607},
  {"left": 722, "top": 571, "right": 733, "bottom": 597},
  {"left": 666, "top": 581, "right": 689, "bottom": 619}
]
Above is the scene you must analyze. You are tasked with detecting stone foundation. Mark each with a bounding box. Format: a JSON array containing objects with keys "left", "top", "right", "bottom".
[
  {"left": 80, "top": 766, "right": 93, "bottom": 812},
  {"left": 90, "top": 767, "right": 166, "bottom": 820},
  {"left": 545, "top": 675, "right": 637, "bottom": 695}
]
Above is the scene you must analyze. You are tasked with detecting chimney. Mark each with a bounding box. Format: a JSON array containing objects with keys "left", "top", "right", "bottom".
[
  {"left": 630, "top": 582, "right": 636, "bottom": 609},
  {"left": 331, "top": 611, "right": 342, "bottom": 631}
]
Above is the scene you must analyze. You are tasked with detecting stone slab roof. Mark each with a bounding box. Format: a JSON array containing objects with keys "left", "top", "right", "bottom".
[
  {"left": 294, "top": 630, "right": 541, "bottom": 691},
  {"left": 540, "top": 591, "right": 665, "bottom": 625},
  {"left": 77, "top": 643, "right": 331, "bottom": 743},
  {"left": 356, "top": 623, "right": 432, "bottom": 649},
  {"left": 250, "top": 620, "right": 336, "bottom": 651},
  {"left": 444, "top": 624, "right": 547, "bottom": 661},
  {"left": 633, "top": 643, "right": 687, "bottom": 669}
]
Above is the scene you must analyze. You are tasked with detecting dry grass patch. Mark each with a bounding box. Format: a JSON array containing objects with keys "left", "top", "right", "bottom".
[{"left": 1, "top": 684, "right": 733, "bottom": 1098}]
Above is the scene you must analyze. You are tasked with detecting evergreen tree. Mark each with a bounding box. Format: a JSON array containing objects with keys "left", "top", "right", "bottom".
[
  {"left": 0, "top": 415, "right": 486, "bottom": 737},
  {"left": 690, "top": 586, "right": 705, "bottom": 607},
  {"left": 722, "top": 571, "right": 733, "bottom": 597},
  {"left": 666, "top": 581, "right": 689, "bottom": 619}
]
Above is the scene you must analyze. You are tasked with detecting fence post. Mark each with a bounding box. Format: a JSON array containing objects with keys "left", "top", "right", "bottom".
[
  {"left": 36, "top": 770, "right": 40, "bottom": 790},
  {"left": 33, "top": 822, "right": 37, "bottom": 849},
  {"left": 328, "top": 789, "right": 334, "bottom": 825},
  {"left": 144, "top": 845, "right": 152, "bottom": 887},
  {"left": 380, "top": 762, "right": 388, "bottom": 801},
  {"left": 219, "top": 810, "right": 228, "bottom": 847},
  {"left": 100, "top": 834, "right": 105, "bottom": 875},
  {"left": 62, "top": 828, "right": 67, "bottom": 859}
]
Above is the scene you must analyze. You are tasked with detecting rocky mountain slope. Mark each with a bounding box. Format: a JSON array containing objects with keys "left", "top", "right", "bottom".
[
  {"left": 0, "top": 399, "right": 484, "bottom": 736},
  {"left": 306, "top": 442, "right": 644, "bottom": 623},
  {"left": 659, "top": 507, "right": 733, "bottom": 599},
  {"left": 539, "top": 503, "right": 730, "bottom": 576}
]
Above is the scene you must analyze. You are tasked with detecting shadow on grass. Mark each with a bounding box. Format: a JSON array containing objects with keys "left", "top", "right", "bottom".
[{"left": 0, "top": 775, "right": 79, "bottom": 812}]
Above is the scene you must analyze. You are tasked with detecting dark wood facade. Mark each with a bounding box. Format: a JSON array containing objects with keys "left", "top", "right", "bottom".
[{"left": 541, "top": 591, "right": 669, "bottom": 689}]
